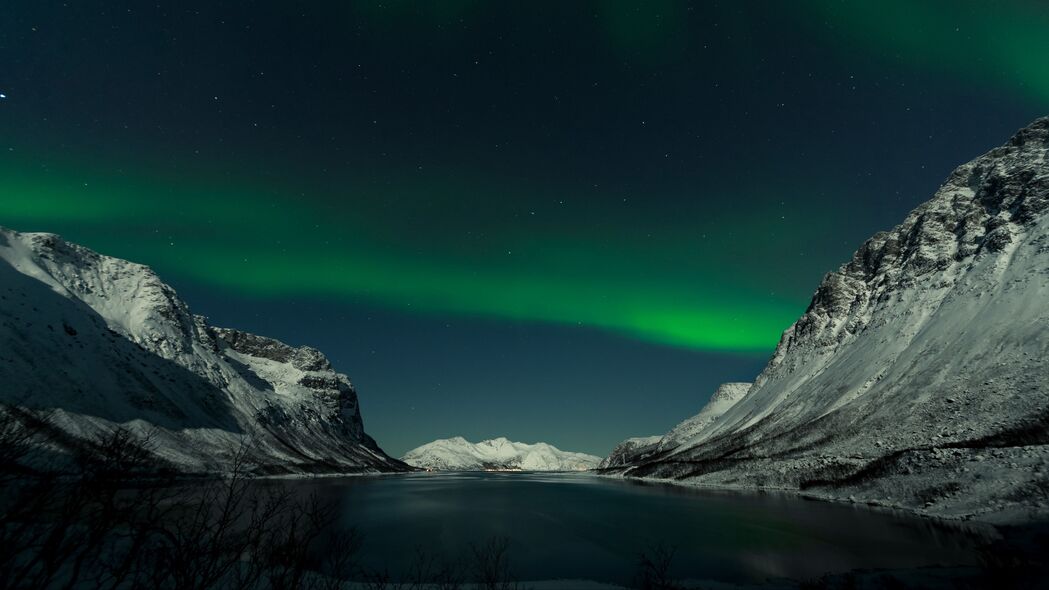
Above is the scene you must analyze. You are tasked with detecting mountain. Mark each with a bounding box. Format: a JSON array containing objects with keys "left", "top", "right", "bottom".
[
  {"left": 402, "top": 437, "right": 602, "bottom": 471},
  {"left": 656, "top": 382, "right": 751, "bottom": 452},
  {"left": 599, "top": 436, "right": 662, "bottom": 469},
  {"left": 600, "top": 383, "right": 750, "bottom": 468},
  {"left": 0, "top": 227, "right": 409, "bottom": 474},
  {"left": 604, "top": 117, "right": 1049, "bottom": 523}
]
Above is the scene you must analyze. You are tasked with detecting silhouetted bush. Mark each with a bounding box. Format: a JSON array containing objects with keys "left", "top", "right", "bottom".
[
  {"left": 404, "top": 545, "right": 463, "bottom": 590},
  {"left": 0, "top": 405, "right": 349, "bottom": 590},
  {"left": 633, "top": 543, "right": 681, "bottom": 590},
  {"left": 470, "top": 537, "right": 521, "bottom": 590},
  {"left": 0, "top": 404, "right": 542, "bottom": 590}
]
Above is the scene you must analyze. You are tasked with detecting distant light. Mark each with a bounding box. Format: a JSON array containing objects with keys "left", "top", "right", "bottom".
[{"left": 0, "top": 93, "right": 6, "bottom": 99}]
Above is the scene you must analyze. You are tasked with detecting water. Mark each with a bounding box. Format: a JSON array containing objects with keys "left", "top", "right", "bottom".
[{"left": 272, "top": 472, "right": 993, "bottom": 586}]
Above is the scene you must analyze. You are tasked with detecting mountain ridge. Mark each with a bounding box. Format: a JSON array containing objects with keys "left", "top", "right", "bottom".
[
  {"left": 602, "top": 117, "right": 1049, "bottom": 523},
  {"left": 0, "top": 227, "right": 408, "bottom": 474},
  {"left": 403, "top": 436, "right": 602, "bottom": 471}
]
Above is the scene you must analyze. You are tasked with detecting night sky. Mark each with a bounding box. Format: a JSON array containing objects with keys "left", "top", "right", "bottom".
[{"left": 1, "top": 2, "right": 1046, "bottom": 457}]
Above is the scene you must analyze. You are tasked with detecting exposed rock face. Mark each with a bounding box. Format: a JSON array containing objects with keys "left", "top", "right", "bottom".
[
  {"left": 403, "top": 437, "right": 602, "bottom": 471},
  {"left": 207, "top": 326, "right": 377, "bottom": 449},
  {"left": 610, "top": 117, "right": 1049, "bottom": 523},
  {"left": 0, "top": 227, "right": 406, "bottom": 473}
]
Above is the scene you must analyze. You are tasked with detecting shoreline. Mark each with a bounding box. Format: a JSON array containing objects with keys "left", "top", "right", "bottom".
[
  {"left": 179, "top": 466, "right": 1045, "bottom": 533},
  {"left": 590, "top": 471, "right": 1010, "bottom": 534}
]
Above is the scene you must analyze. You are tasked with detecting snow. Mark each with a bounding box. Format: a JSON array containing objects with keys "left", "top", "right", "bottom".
[
  {"left": 657, "top": 382, "right": 751, "bottom": 453},
  {"left": 598, "top": 436, "right": 662, "bottom": 469},
  {"left": 603, "top": 117, "right": 1049, "bottom": 523},
  {"left": 600, "top": 383, "right": 752, "bottom": 467},
  {"left": 402, "top": 437, "right": 602, "bottom": 471},
  {"left": 0, "top": 227, "right": 405, "bottom": 474}
]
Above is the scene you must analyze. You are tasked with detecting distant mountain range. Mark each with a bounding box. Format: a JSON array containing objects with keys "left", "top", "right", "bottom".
[
  {"left": 602, "top": 117, "right": 1049, "bottom": 523},
  {"left": 402, "top": 437, "right": 602, "bottom": 471},
  {"left": 0, "top": 227, "right": 408, "bottom": 474}
]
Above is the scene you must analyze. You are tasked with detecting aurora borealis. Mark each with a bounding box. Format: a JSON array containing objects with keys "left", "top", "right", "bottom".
[{"left": 1, "top": 2, "right": 1046, "bottom": 455}]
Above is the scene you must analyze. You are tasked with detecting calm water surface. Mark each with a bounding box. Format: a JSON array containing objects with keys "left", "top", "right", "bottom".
[{"left": 273, "top": 472, "right": 993, "bottom": 585}]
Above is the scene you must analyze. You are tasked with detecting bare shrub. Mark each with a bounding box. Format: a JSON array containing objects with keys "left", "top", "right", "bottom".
[
  {"left": 404, "top": 545, "right": 462, "bottom": 590},
  {"left": 0, "top": 404, "right": 536, "bottom": 590},
  {"left": 0, "top": 405, "right": 359, "bottom": 590},
  {"left": 470, "top": 537, "right": 521, "bottom": 590},
  {"left": 633, "top": 543, "right": 680, "bottom": 590}
]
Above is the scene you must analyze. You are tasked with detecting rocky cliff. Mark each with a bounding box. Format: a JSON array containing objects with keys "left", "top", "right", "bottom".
[
  {"left": 607, "top": 118, "right": 1049, "bottom": 523},
  {"left": 0, "top": 227, "right": 408, "bottom": 474}
]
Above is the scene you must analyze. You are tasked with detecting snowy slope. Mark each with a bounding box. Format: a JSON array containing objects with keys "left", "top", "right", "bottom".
[
  {"left": 599, "top": 436, "right": 662, "bottom": 469},
  {"left": 402, "top": 437, "right": 602, "bottom": 471},
  {"left": 0, "top": 227, "right": 408, "bottom": 474},
  {"left": 599, "top": 383, "right": 750, "bottom": 467},
  {"left": 656, "top": 382, "right": 751, "bottom": 453},
  {"left": 613, "top": 117, "right": 1049, "bottom": 522}
]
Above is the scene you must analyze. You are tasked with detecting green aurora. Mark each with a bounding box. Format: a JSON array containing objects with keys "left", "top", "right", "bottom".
[
  {"left": 0, "top": 155, "right": 805, "bottom": 352},
  {"left": 802, "top": 0, "right": 1049, "bottom": 106},
  {"left": 2, "top": 0, "right": 1046, "bottom": 357}
]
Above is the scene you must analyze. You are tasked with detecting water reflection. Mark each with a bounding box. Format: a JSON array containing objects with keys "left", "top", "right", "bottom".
[{"left": 268, "top": 472, "right": 993, "bottom": 585}]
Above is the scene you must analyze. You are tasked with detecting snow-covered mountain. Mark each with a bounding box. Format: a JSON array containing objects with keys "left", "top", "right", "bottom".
[
  {"left": 599, "top": 436, "right": 661, "bottom": 469},
  {"left": 402, "top": 437, "right": 602, "bottom": 471},
  {"left": 656, "top": 382, "right": 751, "bottom": 453},
  {"left": 605, "top": 117, "right": 1049, "bottom": 523},
  {"left": 0, "top": 227, "right": 408, "bottom": 474},
  {"left": 601, "top": 383, "right": 750, "bottom": 467}
]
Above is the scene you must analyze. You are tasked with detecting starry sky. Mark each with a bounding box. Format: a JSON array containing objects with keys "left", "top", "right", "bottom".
[{"left": 1, "top": 1, "right": 1046, "bottom": 457}]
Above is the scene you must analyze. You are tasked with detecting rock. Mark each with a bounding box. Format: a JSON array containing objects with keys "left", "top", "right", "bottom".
[
  {"left": 0, "top": 227, "right": 406, "bottom": 474},
  {"left": 617, "top": 117, "right": 1049, "bottom": 522},
  {"left": 600, "top": 436, "right": 663, "bottom": 468}
]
